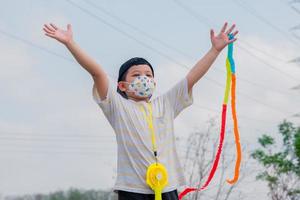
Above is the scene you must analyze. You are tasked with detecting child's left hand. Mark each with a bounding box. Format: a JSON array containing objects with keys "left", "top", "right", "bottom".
[{"left": 210, "top": 22, "right": 238, "bottom": 53}]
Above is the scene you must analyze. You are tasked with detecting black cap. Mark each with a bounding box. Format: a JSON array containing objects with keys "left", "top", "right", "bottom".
[{"left": 117, "top": 57, "right": 154, "bottom": 82}]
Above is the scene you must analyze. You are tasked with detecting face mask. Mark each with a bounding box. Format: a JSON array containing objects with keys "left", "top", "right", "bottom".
[{"left": 126, "top": 75, "right": 156, "bottom": 98}]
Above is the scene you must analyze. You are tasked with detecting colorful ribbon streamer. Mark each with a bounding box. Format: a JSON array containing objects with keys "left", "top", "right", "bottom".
[
  {"left": 226, "top": 35, "right": 242, "bottom": 184},
  {"left": 179, "top": 34, "right": 242, "bottom": 199}
]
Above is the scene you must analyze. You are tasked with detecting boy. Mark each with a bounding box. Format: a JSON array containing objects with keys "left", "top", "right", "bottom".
[{"left": 43, "top": 22, "right": 238, "bottom": 200}]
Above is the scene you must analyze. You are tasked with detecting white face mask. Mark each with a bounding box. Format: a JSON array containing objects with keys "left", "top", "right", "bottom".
[{"left": 125, "top": 75, "right": 156, "bottom": 98}]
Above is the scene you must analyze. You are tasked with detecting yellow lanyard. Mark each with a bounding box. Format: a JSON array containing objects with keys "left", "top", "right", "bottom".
[
  {"left": 139, "top": 102, "right": 168, "bottom": 200},
  {"left": 139, "top": 102, "right": 158, "bottom": 163}
]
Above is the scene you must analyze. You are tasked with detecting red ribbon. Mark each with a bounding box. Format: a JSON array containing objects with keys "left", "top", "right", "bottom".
[{"left": 179, "top": 104, "right": 227, "bottom": 199}]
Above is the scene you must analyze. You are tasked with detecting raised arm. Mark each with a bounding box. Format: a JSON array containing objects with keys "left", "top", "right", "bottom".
[
  {"left": 186, "top": 22, "right": 238, "bottom": 93},
  {"left": 43, "top": 23, "right": 108, "bottom": 100}
]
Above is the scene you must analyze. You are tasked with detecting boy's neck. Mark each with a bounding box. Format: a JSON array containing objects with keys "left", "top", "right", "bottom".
[{"left": 128, "top": 96, "right": 150, "bottom": 103}]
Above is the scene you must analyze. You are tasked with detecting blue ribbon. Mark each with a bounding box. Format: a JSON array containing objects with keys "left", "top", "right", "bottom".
[{"left": 227, "top": 34, "right": 235, "bottom": 74}]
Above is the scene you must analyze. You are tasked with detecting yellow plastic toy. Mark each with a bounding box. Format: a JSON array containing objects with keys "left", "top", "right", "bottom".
[{"left": 146, "top": 163, "right": 169, "bottom": 200}]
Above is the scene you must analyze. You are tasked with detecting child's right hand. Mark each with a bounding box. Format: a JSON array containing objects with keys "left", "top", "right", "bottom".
[{"left": 43, "top": 23, "right": 73, "bottom": 45}]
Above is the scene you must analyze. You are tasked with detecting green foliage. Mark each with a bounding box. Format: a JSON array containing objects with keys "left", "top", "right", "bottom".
[
  {"left": 294, "top": 131, "right": 300, "bottom": 169},
  {"left": 251, "top": 120, "right": 300, "bottom": 200},
  {"left": 258, "top": 134, "right": 274, "bottom": 148},
  {"left": 4, "top": 188, "right": 114, "bottom": 200}
]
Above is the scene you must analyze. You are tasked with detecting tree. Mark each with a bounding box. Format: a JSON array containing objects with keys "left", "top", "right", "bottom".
[{"left": 251, "top": 120, "right": 300, "bottom": 200}]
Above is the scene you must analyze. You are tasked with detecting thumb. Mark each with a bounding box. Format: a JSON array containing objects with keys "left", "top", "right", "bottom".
[{"left": 210, "top": 29, "right": 215, "bottom": 39}]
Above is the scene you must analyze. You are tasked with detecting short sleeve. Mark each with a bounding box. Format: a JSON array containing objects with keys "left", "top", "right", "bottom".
[
  {"left": 162, "top": 76, "right": 193, "bottom": 118},
  {"left": 92, "top": 77, "right": 118, "bottom": 117}
]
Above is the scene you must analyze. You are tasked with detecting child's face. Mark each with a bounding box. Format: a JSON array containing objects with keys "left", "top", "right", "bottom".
[{"left": 118, "top": 64, "right": 155, "bottom": 101}]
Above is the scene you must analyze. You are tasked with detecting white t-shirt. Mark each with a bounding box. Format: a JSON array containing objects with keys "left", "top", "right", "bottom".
[{"left": 92, "top": 76, "right": 193, "bottom": 194}]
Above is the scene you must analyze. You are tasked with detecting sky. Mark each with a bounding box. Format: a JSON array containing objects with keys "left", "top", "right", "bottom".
[{"left": 0, "top": 0, "right": 300, "bottom": 199}]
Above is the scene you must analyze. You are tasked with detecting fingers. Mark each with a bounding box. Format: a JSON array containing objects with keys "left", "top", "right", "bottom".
[
  {"left": 50, "top": 23, "right": 58, "bottom": 30},
  {"left": 43, "top": 23, "right": 56, "bottom": 38},
  {"left": 44, "top": 24, "right": 56, "bottom": 32},
  {"left": 222, "top": 22, "right": 239, "bottom": 39},
  {"left": 232, "top": 30, "right": 239, "bottom": 37},
  {"left": 44, "top": 32, "right": 56, "bottom": 39},
  {"left": 226, "top": 24, "right": 236, "bottom": 35},
  {"left": 228, "top": 30, "right": 239, "bottom": 42},
  {"left": 228, "top": 38, "right": 237, "bottom": 44},
  {"left": 220, "top": 22, "right": 228, "bottom": 33},
  {"left": 43, "top": 27, "right": 54, "bottom": 35}
]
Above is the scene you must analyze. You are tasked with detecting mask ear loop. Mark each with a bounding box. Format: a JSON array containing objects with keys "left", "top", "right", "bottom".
[{"left": 118, "top": 81, "right": 135, "bottom": 96}]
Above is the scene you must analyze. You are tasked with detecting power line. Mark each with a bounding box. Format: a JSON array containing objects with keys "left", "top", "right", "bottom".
[
  {"left": 64, "top": 0, "right": 294, "bottom": 116},
  {"left": 169, "top": 0, "right": 293, "bottom": 64},
  {"left": 82, "top": 0, "right": 193, "bottom": 61},
  {"left": 0, "top": 28, "right": 75, "bottom": 59},
  {"left": 184, "top": 102, "right": 282, "bottom": 124},
  {"left": 0, "top": 7, "right": 293, "bottom": 121},
  {"left": 212, "top": 63, "right": 299, "bottom": 98},
  {"left": 235, "top": 39, "right": 287, "bottom": 63},
  {"left": 0, "top": 143, "right": 116, "bottom": 151},
  {"left": 171, "top": 0, "right": 291, "bottom": 62},
  {"left": 1, "top": 3, "right": 296, "bottom": 125},
  {"left": 64, "top": 0, "right": 187, "bottom": 68},
  {"left": 0, "top": 141, "right": 249, "bottom": 158},
  {"left": 233, "top": 0, "right": 300, "bottom": 47},
  {"left": 0, "top": 149, "right": 115, "bottom": 156},
  {"left": 0, "top": 139, "right": 267, "bottom": 158},
  {"left": 292, "top": 32, "right": 300, "bottom": 41},
  {"left": 237, "top": 44, "right": 299, "bottom": 82},
  {"left": 0, "top": 136, "right": 114, "bottom": 143},
  {"left": 2, "top": 2, "right": 295, "bottom": 117},
  {"left": 82, "top": 0, "right": 299, "bottom": 99},
  {"left": 0, "top": 29, "right": 284, "bottom": 124},
  {"left": 288, "top": 1, "right": 300, "bottom": 41},
  {"left": 0, "top": 147, "right": 261, "bottom": 168},
  {"left": 80, "top": 1, "right": 299, "bottom": 116},
  {"left": 0, "top": 131, "right": 114, "bottom": 138},
  {"left": 172, "top": 0, "right": 300, "bottom": 82},
  {"left": 0, "top": 118, "right": 271, "bottom": 149},
  {"left": 290, "top": 24, "right": 300, "bottom": 31},
  {"left": 290, "top": 5, "right": 300, "bottom": 15},
  {"left": 0, "top": 28, "right": 119, "bottom": 80}
]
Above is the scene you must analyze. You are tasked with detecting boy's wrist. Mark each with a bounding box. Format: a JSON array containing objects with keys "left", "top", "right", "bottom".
[
  {"left": 210, "top": 46, "right": 221, "bottom": 55},
  {"left": 65, "top": 39, "right": 75, "bottom": 48}
]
